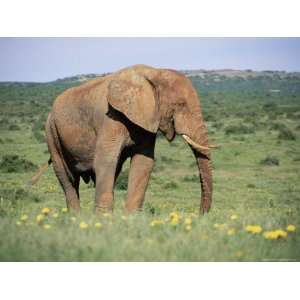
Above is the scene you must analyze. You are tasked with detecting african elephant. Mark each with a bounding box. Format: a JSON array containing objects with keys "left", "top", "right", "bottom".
[{"left": 44, "top": 65, "right": 215, "bottom": 214}]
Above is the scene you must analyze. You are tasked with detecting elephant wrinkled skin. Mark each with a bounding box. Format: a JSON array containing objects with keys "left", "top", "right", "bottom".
[{"left": 45, "top": 65, "right": 214, "bottom": 214}]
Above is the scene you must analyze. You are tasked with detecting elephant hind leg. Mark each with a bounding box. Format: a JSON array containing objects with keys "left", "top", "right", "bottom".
[
  {"left": 52, "top": 154, "right": 81, "bottom": 212},
  {"left": 46, "top": 119, "right": 81, "bottom": 212}
]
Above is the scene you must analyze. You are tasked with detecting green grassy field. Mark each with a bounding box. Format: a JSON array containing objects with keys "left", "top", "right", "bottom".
[{"left": 0, "top": 71, "right": 299, "bottom": 261}]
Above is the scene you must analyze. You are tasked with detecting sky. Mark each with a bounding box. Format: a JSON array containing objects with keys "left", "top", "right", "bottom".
[{"left": 0, "top": 37, "right": 300, "bottom": 82}]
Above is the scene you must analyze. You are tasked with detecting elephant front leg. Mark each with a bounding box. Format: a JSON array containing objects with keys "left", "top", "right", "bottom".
[
  {"left": 94, "top": 121, "right": 127, "bottom": 213},
  {"left": 124, "top": 153, "right": 154, "bottom": 213}
]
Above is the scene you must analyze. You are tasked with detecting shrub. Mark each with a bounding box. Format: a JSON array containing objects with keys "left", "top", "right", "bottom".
[
  {"left": 0, "top": 188, "right": 40, "bottom": 208},
  {"left": 278, "top": 127, "right": 296, "bottom": 141},
  {"left": 160, "top": 155, "right": 178, "bottom": 163},
  {"left": 259, "top": 156, "right": 280, "bottom": 166},
  {"left": 32, "top": 130, "right": 45, "bottom": 143},
  {"left": 212, "top": 121, "right": 223, "bottom": 130},
  {"left": 263, "top": 102, "right": 277, "bottom": 111},
  {"left": 163, "top": 181, "right": 178, "bottom": 189},
  {"left": 247, "top": 183, "right": 256, "bottom": 188},
  {"left": 225, "top": 124, "right": 254, "bottom": 135},
  {"left": 0, "top": 155, "right": 37, "bottom": 173},
  {"left": 269, "top": 122, "right": 288, "bottom": 131},
  {"left": 8, "top": 124, "right": 21, "bottom": 131},
  {"left": 183, "top": 174, "right": 198, "bottom": 182}
]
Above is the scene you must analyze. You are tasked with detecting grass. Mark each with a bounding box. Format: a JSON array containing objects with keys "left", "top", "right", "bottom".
[{"left": 0, "top": 75, "right": 300, "bottom": 261}]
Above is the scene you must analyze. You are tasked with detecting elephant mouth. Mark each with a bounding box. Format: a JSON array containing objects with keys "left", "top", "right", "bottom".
[{"left": 181, "top": 134, "right": 219, "bottom": 152}]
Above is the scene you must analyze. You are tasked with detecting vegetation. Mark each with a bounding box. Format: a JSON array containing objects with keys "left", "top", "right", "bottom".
[{"left": 0, "top": 70, "right": 299, "bottom": 261}]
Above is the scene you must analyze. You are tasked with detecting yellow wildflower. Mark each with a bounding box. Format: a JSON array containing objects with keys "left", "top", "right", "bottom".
[
  {"left": 286, "top": 225, "right": 296, "bottom": 232},
  {"left": 121, "top": 215, "right": 128, "bottom": 221},
  {"left": 52, "top": 213, "right": 59, "bottom": 218},
  {"left": 61, "top": 207, "right": 68, "bottom": 213},
  {"left": 169, "top": 212, "right": 180, "bottom": 226},
  {"left": 43, "top": 224, "right": 51, "bottom": 230},
  {"left": 230, "top": 214, "right": 238, "bottom": 220},
  {"left": 263, "top": 231, "right": 278, "bottom": 239},
  {"left": 245, "top": 225, "right": 262, "bottom": 234},
  {"left": 184, "top": 217, "right": 192, "bottom": 225},
  {"left": 36, "top": 214, "right": 45, "bottom": 223},
  {"left": 263, "top": 230, "right": 287, "bottom": 240},
  {"left": 235, "top": 251, "right": 243, "bottom": 258},
  {"left": 150, "top": 220, "right": 165, "bottom": 227},
  {"left": 95, "top": 222, "right": 102, "bottom": 229},
  {"left": 227, "top": 228, "right": 236, "bottom": 236},
  {"left": 70, "top": 217, "right": 76, "bottom": 223},
  {"left": 185, "top": 225, "right": 192, "bottom": 231},
  {"left": 79, "top": 221, "right": 89, "bottom": 229},
  {"left": 103, "top": 213, "right": 112, "bottom": 218},
  {"left": 16, "top": 221, "right": 22, "bottom": 226},
  {"left": 41, "top": 207, "right": 50, "bottom": 215},
  {"left": 20, "top": 214, "right": 28, "bottom": 222},
  {"left": 275, "top": 229, "right": 287, "bottom": 238},
  {"left": 214, "top": 223, "right": 226, "bottom": 230}
]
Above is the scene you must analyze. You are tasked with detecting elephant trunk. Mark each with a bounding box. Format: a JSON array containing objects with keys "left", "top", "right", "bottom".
[{"left": 176, "top": 116, "right": 213, "bottom": 214}]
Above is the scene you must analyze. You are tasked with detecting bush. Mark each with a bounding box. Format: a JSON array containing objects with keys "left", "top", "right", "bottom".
[
  {"left": 212, "top": 121, "right": 223, "bottom": 130},
  {"left": 278, "top": 127, "right": 296, "bottom": 141},
  {"left": 183, "top": 174, "right": 198, "bottom": 182},
  {"left": 0, "top": 155, "right": 37, "bottom": 173},
  {"left": 32, "top": 129, "right": 45, "bottom": 143},
  {"left": 269, "top": 122, "right": 288, "bottom": 131},
  {"left": 8, "top": 124, "right": 21, "bottom": 131},
  {"left": 260, "top": 156, "right": 280, "bottom": 166},
  {"left": 0, "top": 188, "right": 40, "bottom": 208},
  {"left": 163, "top": 181, "right": 178, "bottom": 189},
  {"left": 225, "top": 124, "right": 254, "bottom": 135}
]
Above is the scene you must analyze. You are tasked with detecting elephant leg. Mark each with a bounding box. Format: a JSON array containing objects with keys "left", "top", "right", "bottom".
[
  {"left": 124, "top": 153, "right": 154, "bottom": 213},
  {"left": 94, "top": 120, "right": 127, "bottom": 213},
  {"left": 46, "top": 119, "right": 80, "bottom": 212},
  {"left": 51, "top": 152, "right": 81, "bottom": 212}
]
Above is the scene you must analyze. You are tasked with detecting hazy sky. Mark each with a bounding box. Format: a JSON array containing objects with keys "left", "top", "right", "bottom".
[{"left": 1, "top": 37, "right": 300, "bottom": 82}]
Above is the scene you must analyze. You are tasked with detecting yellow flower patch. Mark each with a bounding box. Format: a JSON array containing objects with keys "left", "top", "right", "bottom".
[
  {"left": 185, "top": 225, "right": 192, "bottom": 232},
  {"left": 95, "top": 222, "right": 102, "bottom": 229},
  {"left": 150, "top": 220, "right": 165, "bottom": 227},
  {"left": 52, "top": 213, "right": 59, "bottom": 218},
  {"left": 169, "top": 212, "right": 180, "bottom": 226},
  {"left": 36, "top": 214, "right": 45, "bottom": 223},
  {"left": 227, "top": 228, "right": 236, "bottom": 236},
  {"left": 235, "top": 251, "right": 243, "bottom": 258},
  {"left": 286, "top": 225, "right": 296, "bottom": 232},
  {"left": 263, "top": 230, "right": 287, "bottom": 240},
  {"left": 61, "top": 207, "right": 68, "bottom": 213},
  {"left": 41, "top": 207, "right": 50, "bottom": 215},
  {"left": 184, "top": 217, "right": 192, "bottom": 225},
  {"left": 20, "top": 214, "right": 28, "bottom": 222},
  {"left": 79, "top": 222, "right": 89, "bottom": 229},
  {"left": 230, "top": 214, "right": 238, "bottom": 220},
  {"left": 43, "top": 224, "right": 51, "bottom": 230},
  {"left": 245, "top": 225, "right": 262, "bottom": 234}
]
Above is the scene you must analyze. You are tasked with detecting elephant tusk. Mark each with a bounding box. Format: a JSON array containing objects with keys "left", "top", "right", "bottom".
[{"left": 182, "top": 135, "right": 219, "bottom": 151}]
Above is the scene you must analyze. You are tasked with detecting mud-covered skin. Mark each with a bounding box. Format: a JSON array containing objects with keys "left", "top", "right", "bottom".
[{"left": 46, "top": 65, "right": 213, "bottom": 214}]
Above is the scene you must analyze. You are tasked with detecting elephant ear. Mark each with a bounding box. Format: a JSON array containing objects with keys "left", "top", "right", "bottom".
[{"left": 107, "top": 74, "right": 160, "bottom": 133}]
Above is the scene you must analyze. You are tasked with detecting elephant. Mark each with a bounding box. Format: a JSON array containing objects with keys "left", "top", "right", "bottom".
[{"left": 44, "top": 64, "right": 215, "bottom": 214}]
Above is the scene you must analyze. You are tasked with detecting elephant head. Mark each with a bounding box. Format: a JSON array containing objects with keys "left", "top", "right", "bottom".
[{"left": 107, "top": 65, "right": 214, "bottom": 213}]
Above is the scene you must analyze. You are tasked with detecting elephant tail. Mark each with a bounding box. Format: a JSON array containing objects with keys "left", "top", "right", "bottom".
[{"left": 27, "top": 158, "right": 52, "bottom": 187}]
